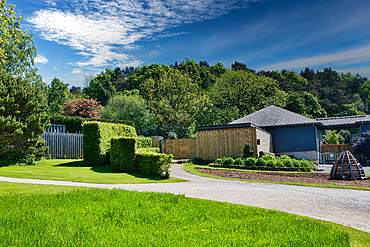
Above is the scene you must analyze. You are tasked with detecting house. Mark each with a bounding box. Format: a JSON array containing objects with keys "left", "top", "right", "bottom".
[{"left": 196, "top": 105, "right": 370, "bottom": 161}]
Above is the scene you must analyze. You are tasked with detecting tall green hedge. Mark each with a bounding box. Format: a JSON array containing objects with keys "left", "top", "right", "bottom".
[
  {"left": 51, "top": 116, "right": 134, "bottom": 133},
  {"left": 136, "top": 137, "right": 152, "bottom": 149},
  {"left": 110, "top": 138, "right": 136, "bottom": 172},
  {"left": 82, "top": 122, "right": 136, "bottom": 166},
  {"left": 110, "top": 137, "right": 172, "bottom": 178}
]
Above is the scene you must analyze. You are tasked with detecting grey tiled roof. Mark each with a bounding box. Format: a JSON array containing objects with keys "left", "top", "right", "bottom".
[
  {"left": 228, "top": 105, "right": 370, "bottom": 128},
  {"left": 228, "top": 105, "right": 317, "bottom": 127},
  {"left": 317, "top": 115, "right": 370, "bottom": 128}
]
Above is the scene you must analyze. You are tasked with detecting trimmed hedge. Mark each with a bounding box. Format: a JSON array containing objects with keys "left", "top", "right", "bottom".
[
  {"left": 110, "top": 137, "right": 136, "bottom": 172},
  {"left": 136, "top": 137, "right": 152, "bottom": 149},
  {"left": 51, "top": 115, "right": 134, "bottom": 133},
  {"left": 83, "top": 122, "right": 136, "bottom": 166},
  {"left": 138, "top": 148, "right": 160, "bottom": 153},
  {"left": 110, "top": 137, "right": 172, "bottom": 178},
  {"left": 135, "top": 150, "right": 173, "bottom": 178}
]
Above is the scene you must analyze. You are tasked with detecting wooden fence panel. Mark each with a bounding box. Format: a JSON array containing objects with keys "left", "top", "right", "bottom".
[
  {"left": 321, "top": 144, "right": 353, "bottom": 153},
  {"left": 196, "top": 127, "right": 257, "bottom": 161},
  {"left": 42, "top": 132, "right": 83, "bottom": 159},
  {"left": 161, "top": 138, "right": 196, "bottom": 159}
]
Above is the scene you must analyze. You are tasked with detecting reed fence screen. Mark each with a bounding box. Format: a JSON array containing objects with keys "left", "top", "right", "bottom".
[{"left": 41, "top": 132, "right": 83, "bottom": 159}]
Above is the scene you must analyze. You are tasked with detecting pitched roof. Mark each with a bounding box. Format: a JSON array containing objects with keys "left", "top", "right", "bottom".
[
  {"left": 228, "top": 105, "right": 370, "bottom": 129},
  {"left": 228, "top": 105, "right": 318, "bottom": 127},
  {"left": 317, "top": 115, "right": 370, "bottom": 128}
]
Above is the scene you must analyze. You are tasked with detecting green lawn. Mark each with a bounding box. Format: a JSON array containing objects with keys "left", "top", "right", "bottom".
[
  {"left": 0, "top": 159, "right": 186, "bottom": 184},
  {"left": 0, "top": 183, "right": 369, "bottom": 246},
  {"left": 184, "top": 163, "right": 370, "bottom": 191}
]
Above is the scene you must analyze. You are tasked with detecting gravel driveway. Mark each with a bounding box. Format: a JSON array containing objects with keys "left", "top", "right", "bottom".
[{"left": 1, "top": 164, "right": 369, "bottom": 233}]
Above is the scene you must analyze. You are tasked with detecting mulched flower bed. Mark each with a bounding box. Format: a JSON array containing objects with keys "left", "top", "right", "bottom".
[{"left": 196, "top": 168, "right": 370, "bottom": 188}]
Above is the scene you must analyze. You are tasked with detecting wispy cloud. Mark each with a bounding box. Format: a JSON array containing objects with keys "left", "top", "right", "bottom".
[
  {"left": 28, "top": 0, "right": 255, "bottom": 68},
  {"left": 53, "top": 67, "right": 58, "bottom": 71},
  {"left": 261, "top": 44, "right": 370, "bottom": 71},
  {"left": 147, "top": 50, "right": 160, "bottom": 57},
  {"left": 34, "top": 54, "right": 48, "bottom": 64},
  {"left": 71, "top": 68, "right": 82, "bottom": 74}
]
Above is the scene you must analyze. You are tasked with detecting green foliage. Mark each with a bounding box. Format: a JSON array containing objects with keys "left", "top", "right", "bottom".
[
  {"left": 323, "top": 130, "right": 339, "bottom": 144},
  {"left": 136, "top": 137, "right": 152, "bottom": 149},
  {"left": 141, "top": 69, "right": 209, "bottom": 127},
  {"left": 50, "top": 115, "right": 134, "bottom": 133},
  {"left": 0, "top": 0, "right": 40, "bottom": 83},
  {"left": 110, "top": 137, "right": 136, "bottom": 172},
  {"left": 256, "top": 158, "right": 267, "bottom": 167},
  {"left": 47, "top": 77, "right": 72, "bottom": 116},
  {"left": 110, "top": 137, "right": 172, "bottom": 178},
  {"left": 234, "top": 158, "right": 244, "bottom": 166},
  {"left": 82, "top": 122, "right": 136, "bottom": 167},
  {"left": 135, "top": 150, "right": 173, "bottom": 178},
  {"left": 83, "top": 68, "right": 116, "bottom": 105},
  {"left": 262, "top": 155, "right": 277, "bottom": 167},
  {"left": 191, "top": 157, "right": 213, "bottom": 165},
  {"left": 102, "top": 93, "right": 154, "bottom": 127},
  {"left": 278, "top": 155, "right": 294, "bottom": 168},
  {"left": 211, "top": 70, "right": 286, "bottom": 117},
  {"left": 168, "top": 131, "right": 178, "bottom": 139},
  {"left": 223, "top": 157, "right": 235, "bottom": 166},
  {"left": 0, "top": 69, "right": 49, "bottom": 164},
  {"left": 138, "top": 147, "right": 160, "bottom": 153},
  {"left": 244, "top": 157, "right": 256, "bottom": 167},
  {"left": 243, "top": 144, "right": 254, "bottom": 158}
]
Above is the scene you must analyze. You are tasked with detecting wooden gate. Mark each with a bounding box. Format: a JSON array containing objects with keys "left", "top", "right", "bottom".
[{"left": 161, "top": 138, "right": 196, "bottom": 159}]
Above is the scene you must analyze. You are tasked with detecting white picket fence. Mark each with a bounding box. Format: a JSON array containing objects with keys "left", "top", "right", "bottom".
[{"left": 42, "top": 132, "right": 83, "bottom": 159}]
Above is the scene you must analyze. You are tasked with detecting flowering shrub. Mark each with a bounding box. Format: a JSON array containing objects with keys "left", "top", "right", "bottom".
[{"left": 62, "top": 98, "right": 103, "bottom": 119}]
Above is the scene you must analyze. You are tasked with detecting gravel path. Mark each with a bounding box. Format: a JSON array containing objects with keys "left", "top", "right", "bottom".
[{"left": 1, "top": 164, "right": 369, "bottom": 233}]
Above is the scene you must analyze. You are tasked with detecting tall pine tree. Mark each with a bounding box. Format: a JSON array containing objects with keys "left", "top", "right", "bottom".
[{"left": 0, "top": 69, "right": 49, "bottom": 164}]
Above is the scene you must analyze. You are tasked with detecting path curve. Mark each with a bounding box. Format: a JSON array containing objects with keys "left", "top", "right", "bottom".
[{"left": 0, "top": 164, "right": 369, "bottom": 233}]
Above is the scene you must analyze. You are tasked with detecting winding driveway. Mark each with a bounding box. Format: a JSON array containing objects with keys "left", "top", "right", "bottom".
[{"left": 1, "top": 164, "right": 369, "bottom": 233}]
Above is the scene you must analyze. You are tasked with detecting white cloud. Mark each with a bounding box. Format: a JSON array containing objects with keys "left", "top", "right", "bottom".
[
  {"left": 156, "top": 45, "right": 162, "bottom": 50},
  {"left": 53, "top": 67, "right": 58, "bottom": 70},
  {"left": 71, "top": 68, "right": 82, "bottom": 74},
  {"left": 260, "top": 44, "right": 370, "bottom": 71},
  {"left": 147, "top": 50, "right": 160, "bottom": 57},
  {"left": 28, "top": 0, "right": 255, "bottom": 68},
  {"left": 34, "top": 54, "right": 49, "bottom": 64}
]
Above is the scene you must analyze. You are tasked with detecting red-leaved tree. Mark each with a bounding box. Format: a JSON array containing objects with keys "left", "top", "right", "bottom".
[{"left": 62, "top": 98, "right": 103, "bottom": 118}]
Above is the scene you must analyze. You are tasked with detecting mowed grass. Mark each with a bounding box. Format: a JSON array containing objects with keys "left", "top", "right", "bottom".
[
  {"left": 0, "top": 183, "right": 369, "bottom": 246},
  {"left": 0, "top": 159, "right": 186, "bottom": 184},
  {"left": 184, "top": 163, "right": 370, "bottom": 191}
]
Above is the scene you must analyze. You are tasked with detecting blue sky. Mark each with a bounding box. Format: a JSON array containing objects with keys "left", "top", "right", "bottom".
[{"left": 12, "top": 0, "right": 370, "bottom": 87}]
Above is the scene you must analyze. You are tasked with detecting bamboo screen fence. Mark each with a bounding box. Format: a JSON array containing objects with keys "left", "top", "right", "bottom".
[
  {"left": 196, "top": 127, "right": 257, "bottom": 161},
  {"left": 321, "top": 144, "right": 353, "bottom": 153},
  {"left": 161, "top": 138, "right": 196, "bottom": 159},
  {"left": 41, "top": 132, "right": 83, "bottom": 159}
]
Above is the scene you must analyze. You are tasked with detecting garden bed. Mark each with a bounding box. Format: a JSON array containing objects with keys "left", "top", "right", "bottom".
[{"left": 196, "top": 168, "right": 370, "bottom": 188}]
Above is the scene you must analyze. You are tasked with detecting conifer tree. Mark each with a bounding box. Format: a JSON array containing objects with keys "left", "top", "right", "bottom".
[{"left": 0, "top": 69, "right": 49, "bottom": 164}]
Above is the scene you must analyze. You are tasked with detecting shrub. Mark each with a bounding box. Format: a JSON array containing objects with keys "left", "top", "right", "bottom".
[
  {"left": 215, "top": 158, "right": 224, "bottom": 165},
  {"left": 243, "top": 144, "right": 254, "bottom": 158},
  {"left": 292, "top": 159, "right": 301, "bottom": 168},
  {"left": 82, "top": 122, "right": 136, "bottom": 166},
  {"left": 136, "top": 137, "right": 152, "bottom": 149},
  {"left": 110, "top": 137, "right": 136, "bottom": 172},
  {"left": 62, "top": 98, "right": 103, "bottom": 119},
  {"left": 244, "top": 157, "right": 256, "bottom": 167},
  {"left": 279, "top": 155, "right": 293, "bottom": 168},
  {"left": 234, "top": 158, "right": 244, "bottom": 167},
  {"left": 223, "top": 157, "right": 235, "bottom": 166},
  {"left": 192, "top": 157, "right": 213, "bottom": 165},
  {"left": 262, "top": 155, "right": 276, "bottom": 167},
  {"left": 168, "top": 132, "right": 178, "bottom": 139},
  {"left": 256, "top": 158, "right": 266, "bottom": 167},
  {"left": 135, "top": 150, "right": 173, "bottom": 178}
]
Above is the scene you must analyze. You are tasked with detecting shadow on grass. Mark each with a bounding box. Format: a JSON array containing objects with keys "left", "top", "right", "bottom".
[
  {"left": 55, "top": 161, "right": 167, "bottom": 181},
  {"left": 54, "top": 160, "right": 87, "bottom": 167}
]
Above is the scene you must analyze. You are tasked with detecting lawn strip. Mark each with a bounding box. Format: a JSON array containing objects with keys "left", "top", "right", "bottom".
[
  {"left": 183, "top": 164, "right": 370, "bottom": 191},
  {"left": 0, "top": 159, "right": 187, "bottom": 184},
  {"left": 0, "top": 187, "right": 368, "bottom": 246}
]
